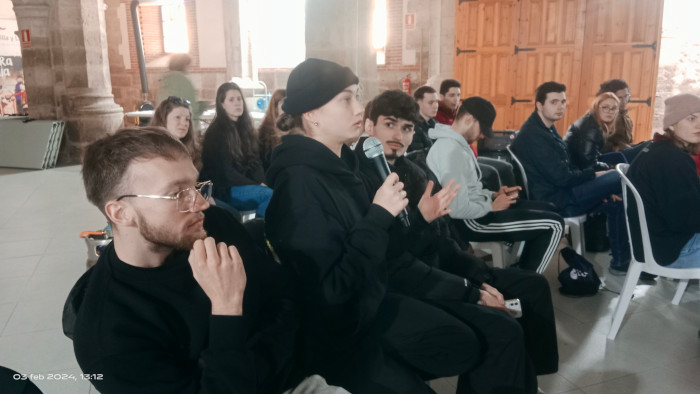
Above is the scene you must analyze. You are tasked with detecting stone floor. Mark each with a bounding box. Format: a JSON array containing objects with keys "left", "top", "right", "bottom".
[{"left": 0, "top": 166, "right": 699, "bottom": 394}]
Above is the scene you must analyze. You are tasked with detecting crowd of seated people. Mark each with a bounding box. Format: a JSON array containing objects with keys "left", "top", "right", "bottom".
[{"left": 62, "top": 54, "right": 700, "bottom": 394}]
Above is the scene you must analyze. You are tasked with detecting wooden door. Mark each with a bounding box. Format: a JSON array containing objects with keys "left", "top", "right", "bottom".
[
  {"left": 577, "top": 0, "right": 664, "bottom": 142},
  {"left": 509, "top": 0, "right": 587, "bottom": 133},
  {"left": 454, "top": 0, "right": 520, "bottom": 131}
]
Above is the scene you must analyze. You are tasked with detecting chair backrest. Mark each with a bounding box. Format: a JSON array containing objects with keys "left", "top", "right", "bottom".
[
  {"left": 506, "top": 145, "right": 529, "bottom": 199},
  {"left": 616, "top": 163, "right": 658, "bottom": 267}
]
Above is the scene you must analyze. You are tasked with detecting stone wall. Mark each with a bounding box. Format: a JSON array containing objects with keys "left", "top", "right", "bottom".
[{"left": 104, "top": 0, "right": 228, "bottom": 121}]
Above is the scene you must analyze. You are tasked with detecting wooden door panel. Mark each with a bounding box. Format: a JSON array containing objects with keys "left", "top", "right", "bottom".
[
  {"left": 578, "top": 0, "right": 664, "bottom": 142},
  {"left": 510, "top": 0, "right": 586, "bottom": 132},
  {"left": 458, "top": 53, "right": 513, "bottom": 130},
  {"left": 519, "top": 0, "right": 582, "bottom": 47},
  {"left": 453, "top": 0, "right": 663, "bottom": 139},
  {"left": 454, "top": 0, "right": 519, "bottom": 131},
  {"left": 510, "top": 50, "right": 581, "bottom": 131}
]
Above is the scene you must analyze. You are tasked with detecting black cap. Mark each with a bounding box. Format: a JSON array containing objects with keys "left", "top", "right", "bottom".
[
  {"left": 282, "top": 58, "right": 360, "bottom": 115},
  {"left": 459, "top": 97, "right": 496, "bottom": 138}
]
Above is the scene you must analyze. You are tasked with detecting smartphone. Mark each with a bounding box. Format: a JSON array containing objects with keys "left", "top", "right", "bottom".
[{"left": 505, "top": 298, "right": 522, "bottom": 318}]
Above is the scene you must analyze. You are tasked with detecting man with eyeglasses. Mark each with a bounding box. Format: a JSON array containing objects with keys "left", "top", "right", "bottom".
[
  {"left": 598, "top": 79, "right": 634, "bottom": 152},
  {"left": 63, "top": 127, "right": 311, "bottom": 393}
]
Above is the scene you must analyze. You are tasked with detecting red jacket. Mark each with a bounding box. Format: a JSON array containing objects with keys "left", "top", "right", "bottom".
[{"left": 435, "top": 101, "right": 456, "bottom": 125}]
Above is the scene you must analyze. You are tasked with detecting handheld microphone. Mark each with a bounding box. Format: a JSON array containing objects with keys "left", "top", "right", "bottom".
[{"left": 362, "top": 137, "right": 410, "bottom": 227}]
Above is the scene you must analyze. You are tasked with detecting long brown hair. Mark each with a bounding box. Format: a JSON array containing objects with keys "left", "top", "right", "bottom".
[
  {"left": 258, "top": 89, "right": 286, "bottom": 154},
  {"left": 151, "top": 97, "right": 201, "bottom": 169},
  {"left": 210, "top": 82, "right": 259, "bottom": 165},
  {"left": 591, "top": 92, "right": 619, "bottom": 138}
]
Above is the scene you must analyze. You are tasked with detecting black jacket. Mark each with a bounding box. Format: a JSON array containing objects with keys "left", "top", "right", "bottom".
[
  {"left": 626, "top": 137, "right": 700, "bottom": 265},
  {"left": 354, "top": 137, "right": 486, "bottom": 297},
  {"left": 406, "top": 117, "right": 436, "bottom": 166},
  {"left": 66, "top": 205, "right": 298, "bottom": 393},
  {"left": 511, "top": 111, "right": 596, "bottom": 213},
  {"left": 264, "top": 134, "right": 394, "bottom": 373},
  {"left": 200, "top": 121, "right": 265, "bottom": 201},
  {"left": 564, "top": 112, "right": 610, "bottom": 171}
]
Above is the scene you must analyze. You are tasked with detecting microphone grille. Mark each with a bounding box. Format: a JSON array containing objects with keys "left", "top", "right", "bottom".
[{"left": 363, "top": 137, "right": 384, "bottom": 159}]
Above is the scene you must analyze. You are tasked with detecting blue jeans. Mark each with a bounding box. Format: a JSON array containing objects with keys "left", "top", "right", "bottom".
[
  {"left": 229, "top": 185, "right": 273, "bottom": 217},
  {"left": 563, "top": 171, "right": 622, "bottom": 217},
  {"left": 563, "top": 171, "right": 630, "bottom": 269},
  {"left": 666, "top": 234, "right": 700, "bottom": 268}
]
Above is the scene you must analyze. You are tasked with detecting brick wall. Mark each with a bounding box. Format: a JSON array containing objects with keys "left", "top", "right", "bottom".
[{"left": 106, "top": 0, "right": 227, "bottom": 120}]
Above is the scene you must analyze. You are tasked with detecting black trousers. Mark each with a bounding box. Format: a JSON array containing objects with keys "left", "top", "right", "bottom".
[
  {"left": 460, "top": 200, "right": 564, "bottom": 273},
  {"left": 345, "top": 292, "right": 537, "bottom": 394},
  {"left": 489, "top": 268, "right": 559, "bottom": 375},
  {"left": 434, "top": 241, "right": 559, "bottom": 376}
]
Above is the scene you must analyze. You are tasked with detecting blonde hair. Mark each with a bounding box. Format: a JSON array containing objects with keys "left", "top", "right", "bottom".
[{"left": 591, "top": 92, "right": 619, "bottom": 138}]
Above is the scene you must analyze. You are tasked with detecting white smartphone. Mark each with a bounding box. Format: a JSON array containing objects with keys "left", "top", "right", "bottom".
[{"left": 505, "top": 298, "right": 522, "bottom": 318}]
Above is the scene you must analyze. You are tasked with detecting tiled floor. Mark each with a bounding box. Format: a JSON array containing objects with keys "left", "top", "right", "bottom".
[{"left": 0, "top": 166, "right": 699, "bottom": 394}]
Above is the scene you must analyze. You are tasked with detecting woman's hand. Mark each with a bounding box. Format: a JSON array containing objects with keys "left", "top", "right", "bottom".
[
  {"left": 418, "top": 179, "right": 461, "bottom": 223},
  {"left": 373, "top": 172, "right": 409, "bottom": 217}
]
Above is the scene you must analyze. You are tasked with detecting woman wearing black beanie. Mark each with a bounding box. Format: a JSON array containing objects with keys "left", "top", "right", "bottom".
[{"left": 264, "top": 58, "right": 537, "bottom": 393}]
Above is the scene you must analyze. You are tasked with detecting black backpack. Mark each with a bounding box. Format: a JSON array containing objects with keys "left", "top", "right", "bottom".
[{"left": 558, "top": 247, "right": 601, "bottom": 297}]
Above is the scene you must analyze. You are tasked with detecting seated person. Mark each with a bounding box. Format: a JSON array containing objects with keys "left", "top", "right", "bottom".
[
  {"left": 427, "top": 96, "right": 565, "bottom": 274},
  {"left": 64, "top": 127, "right": 309, "bottom": 393},
  {"left": 597, "top": 78, "right": 634, "bottom": 152},
  {"left": 626, "top": 94, "right": 700, "bottom": 268},
  {"left": 436, "top": 79, "right": 461, "bottom": 125},
  {"left": 565, "top": 92, "right": 623, "bottom": 171},
  {"left": 200, "top": 83, "right": 272, "bottom": 217},
  {"left": 150, "top": 96, "right": 202, "bottom": 169},
  {"left": 358, "top": 89, "right": 559, "bottom": 376},
  {"left": 265, "top": 58, "right": 537, "bottom": 393},
  {"left": 406, "top": 85, "right": 439, "bottom": 164},
  {"left": 410, "top": 84, "right": 514, "bottom": 193},
  {"left": 565, "top": 92, "right": 648, "bottom": 172},
  {"left": 511, "top": 81, "right": 631, "bottom": 274}
]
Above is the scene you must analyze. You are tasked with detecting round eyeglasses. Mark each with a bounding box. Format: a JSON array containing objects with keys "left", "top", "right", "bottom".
[
  {"left": 600, "top": 106, "right": 619, "bottom": 113},
  {"left": 116, "top": 181, "right": 213, "bottom": 212}
]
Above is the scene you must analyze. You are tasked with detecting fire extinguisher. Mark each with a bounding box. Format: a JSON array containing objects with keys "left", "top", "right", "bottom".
[{"left": 401, "top": 76, "right": 411, "bottom": 95}]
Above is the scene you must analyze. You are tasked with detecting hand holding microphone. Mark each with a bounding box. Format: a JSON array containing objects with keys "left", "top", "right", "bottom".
[
  {"left": 363, "top": 137, "right": 410, "bottom": 227},
  {"left": 373, "top": 173, "right": 409, "bottom": 218}
]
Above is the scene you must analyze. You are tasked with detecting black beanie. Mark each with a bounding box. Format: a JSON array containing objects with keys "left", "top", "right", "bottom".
[
  {"left": 282, "top": 58, "right": 360, "bottom": 115},
  {"left": 459, "top": 97, "right": 496, "bottom": 137}
]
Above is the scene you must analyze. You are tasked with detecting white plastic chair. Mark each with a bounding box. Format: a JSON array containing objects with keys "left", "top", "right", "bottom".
[
  {"left": 607, "top": 163, "right": 700, "bottom": 340},
  {"left": 506, "top": 145, "right": 587, "bottom": 254},
  {"left": 471, "top": 241, "right": 520, "bottom": 269}
]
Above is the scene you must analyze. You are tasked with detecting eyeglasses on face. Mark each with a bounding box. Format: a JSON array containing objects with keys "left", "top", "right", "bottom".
[
  {"left": 600, "top": 105, "right": 619, "bottom": 113},
  {"left": 617, "top": 93, "right": 631, "bottom": 102},
  {"left": 167, "top": 96, "right": 191, "bottom": 107},
  {"left": 116, "top": 181, "right": 213, "bottom": 213}
]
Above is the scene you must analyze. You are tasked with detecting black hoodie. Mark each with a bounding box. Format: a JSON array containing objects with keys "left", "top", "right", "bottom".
[{"left": 265, "top": 134, "right": 394, "bottom": 372}]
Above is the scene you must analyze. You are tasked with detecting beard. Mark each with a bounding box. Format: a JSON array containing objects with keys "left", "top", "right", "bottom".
[
  {"left": 136, "top": 211, "right": 207, "bottom": 252},
  {"left": 385, "top": 148, "right": 399, "bottom": 162}
]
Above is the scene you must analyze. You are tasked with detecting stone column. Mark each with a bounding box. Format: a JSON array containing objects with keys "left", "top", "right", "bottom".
[
  {"left": 12, "top": 0, "right": 123, "bottom": 164},
  {"left": 305, "top": 0, "right": 378, "bottom": 100},
  {"left": 222, "top": 0, "right": 243, "bottom": 80}
]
